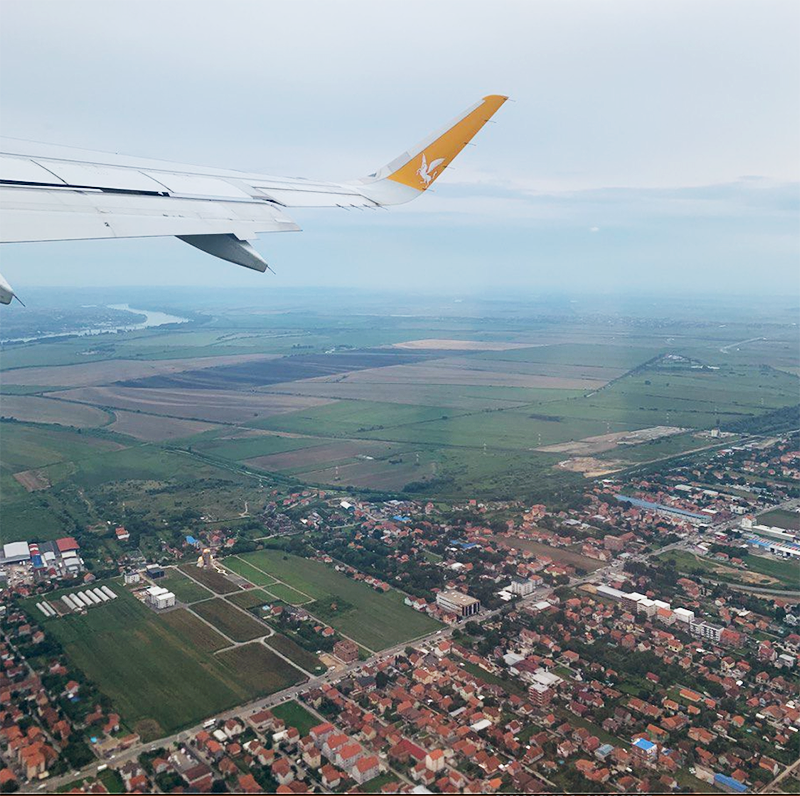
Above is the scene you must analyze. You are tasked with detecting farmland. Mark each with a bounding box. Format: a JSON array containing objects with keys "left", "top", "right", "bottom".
[
  {"left": 29, "top": 584, "right": 305, "bottom": 739},
  {"left": 191, "top": 598, "right": 269, "bottom": 641},
  {"left": 226, "top": 588, "right": 274, "bottom": 609},
  {"left": 162, "top": 568, "right": 213, "bottom": 604},
  {"left": 265, "top": 634, "right": 325, "bottom": 675},
  {"left": 222, "top": 558, "right": 278, "bottom": 587},
  {"left": 231, "top": 550, "right": 441, "bottom": 650},
  {"left": 758, "top": 508, "right": 800, "bottom": 531},
  {"left": 178, "top": 564, "right": 240, "bottom": 594},
  {"left": 2, "top": 290, "right": 798, "bottom": 543}
]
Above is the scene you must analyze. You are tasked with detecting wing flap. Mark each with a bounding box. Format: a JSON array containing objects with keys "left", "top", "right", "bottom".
[
  {"left": 0, "top": 187, "right": 299, "bottom": 243},
  {"left": 254, "top": 186, "right": 377, "bottom": 208}
]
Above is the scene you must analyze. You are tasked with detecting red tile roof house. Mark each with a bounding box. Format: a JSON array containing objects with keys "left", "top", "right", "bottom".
[
  {"left": 336, "top": 741, "right": 366, "bottom": 771},
  {"left": 271, "top": 757, "right": 295, "bottom": 786},
  {"left": 237, "top": 773, "right": 263, "bottom": 793},
  {"left": 352, "top": 754, "right": 381, "bottom": 784},
  {"left": 247, "top": 709, "right": 275, "bottom": 733},
  {"left": 321, "top": 764, "right": 343, "bottom": 789}
]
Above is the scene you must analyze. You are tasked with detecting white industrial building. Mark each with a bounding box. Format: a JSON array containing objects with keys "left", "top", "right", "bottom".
[
  {"left": 1, "top": 541, "right": 31, "bottom": 565},
  {"left": 145, "top": 585, "right": 176, "bottom": 610}
]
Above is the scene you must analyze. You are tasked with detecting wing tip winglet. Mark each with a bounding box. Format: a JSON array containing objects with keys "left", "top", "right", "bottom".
[{"left": 374, "top": 94, "right": 508, "bottom": 197}]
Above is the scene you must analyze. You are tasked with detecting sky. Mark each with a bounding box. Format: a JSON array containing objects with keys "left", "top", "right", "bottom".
[{"left": 0, "top": 0, "right": 798, "bottom": 297}]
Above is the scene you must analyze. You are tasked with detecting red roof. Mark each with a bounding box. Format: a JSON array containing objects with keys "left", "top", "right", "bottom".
[{"left": 56, "top": 537, "right": 80, "bottom": 553}]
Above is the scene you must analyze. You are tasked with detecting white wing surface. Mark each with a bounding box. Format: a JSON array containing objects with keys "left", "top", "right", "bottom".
[{"left": 0, "top": 95, "right": 507, "bottom": 303}]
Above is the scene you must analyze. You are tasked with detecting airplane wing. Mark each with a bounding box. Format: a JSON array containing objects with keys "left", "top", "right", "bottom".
[{"left": 0, "top": 95, "right": 507, "bottom": 304}]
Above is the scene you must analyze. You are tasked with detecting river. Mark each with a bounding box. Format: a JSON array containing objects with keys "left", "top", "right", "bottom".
[{"left": 0, "top": 303, "right": 189, "bottom": 344}]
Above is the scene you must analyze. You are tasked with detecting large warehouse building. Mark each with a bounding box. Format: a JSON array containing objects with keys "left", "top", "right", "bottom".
[{"left": 145, "top": 585, "right": 176, "bottom": 610}]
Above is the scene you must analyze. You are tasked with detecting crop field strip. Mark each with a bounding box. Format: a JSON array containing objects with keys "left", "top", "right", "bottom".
[
  {"left": 224, "top": 556, "right": 313, "bottom": 604},
  {"left": 113, "top": 348, "right": 442, "bottom": 390},
  {"left": 0, "top": 353, "right": 283, "bottom": 388},
  {"left": 190, "top": 597, "right": 270, "bottom": 642},
  {"left": 264, "top": 634, "right": 325, "bottom": 675},
  {"left": 0, "top": 394, "right": 114, "bottom": 428},
  {"left": 50, "top": 385, "right": 337, "bottom": 425},
  {"left": 162, "top": 568, "right": 213, "bottom": 604},
  {"left": 178, "top": 563, "right": 241, "bottom": 594}
]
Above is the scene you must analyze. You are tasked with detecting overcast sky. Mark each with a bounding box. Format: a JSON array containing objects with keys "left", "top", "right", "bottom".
[{"left": 1, "top": 0, "right": 798, "bottom": 296}]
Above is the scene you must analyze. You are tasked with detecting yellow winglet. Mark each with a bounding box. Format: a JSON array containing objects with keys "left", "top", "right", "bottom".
[{"left": 386, "top": 95, "right": 508, "bottom": 192}]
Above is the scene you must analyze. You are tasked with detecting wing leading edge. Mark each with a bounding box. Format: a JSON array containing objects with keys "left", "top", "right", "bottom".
[{"left": 0, "top": 95, "right": 507, "bottom": 303}]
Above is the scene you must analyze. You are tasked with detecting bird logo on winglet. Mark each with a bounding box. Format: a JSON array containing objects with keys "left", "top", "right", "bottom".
[{"left": 417, "top": 153, "right": 446, "bottom": 187}]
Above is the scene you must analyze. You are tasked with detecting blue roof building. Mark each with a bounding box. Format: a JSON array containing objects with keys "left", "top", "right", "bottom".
[
  {"left": 632, "top": 738, "right": 656, "bottom": 756},
  {"left": 449, "top": 540, "right": 480, "bottom": 550},
  {"left": 186, "top": 535, "right": 199, "bottom": 546},
  {"left": 714, "top": 774, "right": 748, "bottom": 793}
]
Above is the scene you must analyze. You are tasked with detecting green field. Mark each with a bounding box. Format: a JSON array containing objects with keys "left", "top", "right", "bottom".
[
  {"left": 758, "top": 508, "right": 800, "bottom": 531},
  {"left": 159, "top": 608, "right": 229, "bottom": 652},
  {"left": 249, "top": 400, "right": 459, "bottom": 437},
  {"left": 190, "top": 434, "right": 321, "bottom": 462},
  {"left": 265, "top": 634, "right": 325, "bottom": 675},
  {"left": 0, "top": 422, "right": 123, "bottom": 473},
  {"left": 162, "top": 568, "right": 213, "bottom": 603},
  {"left": 266, "top": 582, "right": 310, "bottom": 604},
  {"left": 192, "top": 598, "right": 268, "bottom": 641},
  {"left": 599, "top": 432, "right": 718, "bottom": 463},
  {"left": 226, "top": 588, "right": 274, "bottom": 609},
  {"left": 214, "top": 642, "right": 304, "bottom": 695},
  {"left": 745, "top": 554, "right": 800, "bottom": 587},
  {"left": 270, "top": 699, "right": 321, "bottom": 735},
  {"left": 232, "top": 550, "right": 441, "bottom": 650},
  {"left": 223, "top": 557, "right": 278, "bottom": 587},
  {"left": 31, "top": 583, "right": 304, "bottom": 739}
]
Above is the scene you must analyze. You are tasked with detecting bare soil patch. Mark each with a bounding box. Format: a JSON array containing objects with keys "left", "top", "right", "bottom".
[
  {"left": 0, "top": 395, "right": 109, "bottom": 428},
  {"left": 490, "top": 534, "right": 606, "bottom": 572},
  {"left": 393, "top": 339, "right": 532, "bottom": 351},
  {"left": 300, "top": 363, "right": 601, "bottom": 390},
  {"left": 108, "top": 410, "right": 220, "bottom": 441},
  {"left": 556, "top": 457, "right": 625, "bottom": 477},
  {"left": 539, "top": 426, "right": 688, "bottom": 455},
  {"left": 2, "top": 354, "right": 280, "bottom": 387},
  {"left": 13, "top": 469, "right": 51, "bottom": 491},
  {"left": 53, "top": 386, "right": 335, "bottom": 424},
  {"left": 709, "top": 562, "right": 778, "bottom": 586}
]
